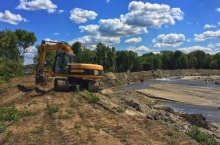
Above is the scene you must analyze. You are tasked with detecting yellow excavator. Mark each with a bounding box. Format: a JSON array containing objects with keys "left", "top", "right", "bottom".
[{"left": 35, "top": 40, "right": 103, "bottom": 92}]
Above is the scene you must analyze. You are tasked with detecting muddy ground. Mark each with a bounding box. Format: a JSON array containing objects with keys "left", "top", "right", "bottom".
[{"left": 0, "top": 69, "right": 220, "bottom": 144}]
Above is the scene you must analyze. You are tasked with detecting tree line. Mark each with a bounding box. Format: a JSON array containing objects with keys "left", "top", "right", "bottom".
[{"left": 70, "top": 42, "right": 220, "bottom": 72}]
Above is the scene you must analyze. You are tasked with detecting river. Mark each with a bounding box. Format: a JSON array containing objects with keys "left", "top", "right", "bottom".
[{"left": 118, "top": 77, "right": 220, "bottom": 124}]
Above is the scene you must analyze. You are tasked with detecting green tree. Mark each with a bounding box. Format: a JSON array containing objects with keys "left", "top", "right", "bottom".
[
  {"left": 191, "top": 50, "right": 206, "bottom": 69},
  {"left": 77, "top": 47, "right": 96, "bottom": 63},
  {"left": 0, "top": 29, "right": 19, "bottom": 60},
  {"left": 15, "top": 29, "right": 37, "bottom": 60},
  {"left": 187, "top": 53, "right": 197, "bottom": 69},
  {"left": 160, "top": 50, "right": 173, "bottom": 70},
  {"left": 71, "top": 42, "right": 82, "bottom": 55}
]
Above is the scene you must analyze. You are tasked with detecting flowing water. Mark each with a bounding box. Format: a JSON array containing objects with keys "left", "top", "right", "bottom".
[{"left": 118, "top": 77, "right": 220, "bottom": 124}]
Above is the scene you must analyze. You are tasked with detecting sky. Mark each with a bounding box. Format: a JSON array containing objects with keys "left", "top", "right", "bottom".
[{"left": 1, "top": 0, "right": 220, "bottom": 65}]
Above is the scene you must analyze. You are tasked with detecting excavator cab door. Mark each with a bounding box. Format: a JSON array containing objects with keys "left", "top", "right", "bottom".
[{"left": 53, "top": 52, "right": 71, "bottom": 74}]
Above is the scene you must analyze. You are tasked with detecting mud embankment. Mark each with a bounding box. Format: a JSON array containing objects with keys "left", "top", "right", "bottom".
[{"left": 101, "top": 69, "right": 220, "bottom": 88}]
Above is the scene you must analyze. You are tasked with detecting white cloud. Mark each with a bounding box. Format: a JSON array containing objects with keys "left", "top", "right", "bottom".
[
  {"left": 216, "top": 8, "right": 220, "bottom": 12},
  {"left": 218, "top": 22, "right": 220, "bottom": 26},
  {"left": 16, "top": 0, "right": 57, "bottom": 13},
  {"left": 186, "top": 38, "right": 192, "bottom": 42},
  {"left": 0, "top": 10, "right": 27, "bottom": 25},
  {"left": 69, "top": 35, "right": 120, "bottom": 47},
  {"left": 69, "top": 8, "right": 97, "bottom": 23},
  {"left": 188, "top": 22, "right": 192, "bottom": 25},
  {"left": 204, "top": 24, "right": 216, "bottom": 29},
  {"left": 207, "top": 43, "right": 214, "bottom": 48},
  {"left": 216, "top": 43, "right": 220, "bottom": 48},
  {"left": 106, "top": 0, "right": 110, "bottom": 3},
  {"left": 53, "top": 32, "right": 59, "bottom": 35},
  {"left": 178, "top": 45, "right": 212, "bottom": 53},
  {"left": 24, "top": 46, "right": 38, "bottom": 65},
  {"left": 194, "top": 30, "right": 220, "bottom": 42},
  {"left": 124, "top": 37, "right": 142, "bottom": 44},
  {"left": 58, "top": 10, "right": 64, "bottom": 14},
  {"left": 152, "top": 33, "right": 185, "bottom": 48},
  {"left": 79, "top": 24, "right": 100, "bottom": 35},
  {"left": 80, "top": 19, "right": 147, "bottom": 37},
  {"left": 123, "top": 1, "right": 183, "bottom": 28},
  {"left": 126, "top": 45, "right": 151, "bottom": 55},
  {"left": 26, "top": 45, "right": 38, "bottom": 53}
]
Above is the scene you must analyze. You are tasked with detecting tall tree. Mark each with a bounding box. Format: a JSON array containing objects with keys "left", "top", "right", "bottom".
[
  {"left": 160, "top": 50, "right": 173, "bottom": 70},
  {"left": 191, "top": 50, "right": 206, "bottom": 69},
  {"left": 71, "top": 41, "right": 82, "bottom": 55},
  {"left": 0, "top": 29, "right": 19, "bottom": 60},
  {"left": 187, "top": 53, "right": 197, "bottom": 69},
  {"left": 15, "top": 29, "right": 37, "bottom": 60}
]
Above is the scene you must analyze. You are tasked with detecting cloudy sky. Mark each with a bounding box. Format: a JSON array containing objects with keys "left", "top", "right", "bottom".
[{"left": 1, "top": 0, "right": 220, "bottom": 64}]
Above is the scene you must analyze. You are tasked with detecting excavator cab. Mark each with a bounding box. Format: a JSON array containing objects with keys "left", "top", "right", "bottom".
[{"left": 52, "top": 52, "right": 76, "bottom": 74}]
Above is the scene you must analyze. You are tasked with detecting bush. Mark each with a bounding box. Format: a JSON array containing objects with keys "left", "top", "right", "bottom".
[
  {"left": 86, "top": 93, "right": 100, "bottom": 103},
  {"left": 47, "top": 106, "right": 59, "bottom": 114},
  {"left": 189, "top": 126, "right": 217, "bottom": 145},
  {"left": 0, "top": 104, "right": 37, "bottom": 122},
  {"left": 0, "top": 58, "right": 24, "bottom": 83}
]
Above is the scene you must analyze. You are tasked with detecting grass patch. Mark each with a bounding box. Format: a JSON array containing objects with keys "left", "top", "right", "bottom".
[
  {"left": 58, "top": 115, "right": 70, "bottom": 120},
  {"left": 0, "top": 79, "right": 6, "bottom": 85},
  {"left": 112, "top": 106, "right": 126, "bottom": 113},
  {"left": 31, "top": 126, "right": 44, "bottom": 134},
  {"left": 70, "top": 102, "right": 80, "bottom": 107},
  {"left": 166, "top": 131, "right": 174, "bottom": 137},
  {"left": 5, "top": 131, "right": 12, "bottom": 140},
  {"left": 28, "top": 101, "right": 37, "bottom": 106},
  {"left": 169, "top": 138, "right": 178, "bottom": 145},
  {"left": 0, "top": 126, "right": 6, "bottom": 133},
  {"left": 0, "top": 105, "right": 37, "bottom": 122},
  {"left": 86, "top": 93, "right": 100, "bottom": 103},
  {"left": 76, "top": 96, "right": 83, "bottom": 101},
  {"left": 66, "top": 110, "right": 73, "bottom": 114},
  {"left": 74, "top": 124, "right": 81, "bottom": 129},
  {"left": 75, "top": 85, "right": 80, "bottom": 93},
  {"left": 94, "top": 124, "right": 101, "bottom": 132},
  {"left": 189, "top": 126, "right": 217, "bottom": 145},
  {"left": 47, "top": 106, "right": 59, "bottom": 114}
]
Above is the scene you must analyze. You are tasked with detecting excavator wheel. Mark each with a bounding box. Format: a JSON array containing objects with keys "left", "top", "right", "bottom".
[{"left": 54, "top": 78, "right": 69, "bottom": 92}]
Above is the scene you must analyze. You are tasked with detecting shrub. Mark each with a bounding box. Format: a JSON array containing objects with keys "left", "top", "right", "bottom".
[
  {"left": 0, "top": 105, "right": 37, "bottom": 122},
  {"left": 58, "top": 115, "right": 70, "bottom": 120},
  {"left": 47, "top": 106, "right": 59, "bottom": 114},
  {"left": 189, "top": 126, "right": 217, "bottom": 145},
  {"left": 86, "top": 93, "right": 100, "bottom": 103}
]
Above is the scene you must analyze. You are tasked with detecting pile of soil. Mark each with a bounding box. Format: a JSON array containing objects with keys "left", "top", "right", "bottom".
[{"left": 179, "top": 113, "right": 210, "bottom": 129}]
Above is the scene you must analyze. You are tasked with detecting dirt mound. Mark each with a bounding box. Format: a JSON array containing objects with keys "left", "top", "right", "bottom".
[{"left": 179, "top": 113, "right": 210, "bottom": 129}]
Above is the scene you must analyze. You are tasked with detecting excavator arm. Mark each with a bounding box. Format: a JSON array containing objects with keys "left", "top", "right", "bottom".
[{"left": 36, "top": 40, "right": 73, "bottom": 84}]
